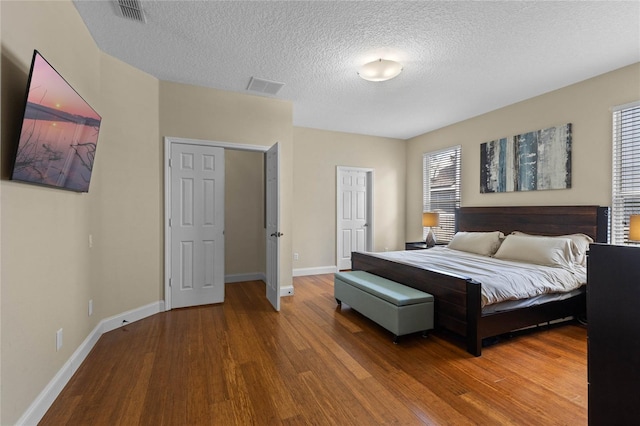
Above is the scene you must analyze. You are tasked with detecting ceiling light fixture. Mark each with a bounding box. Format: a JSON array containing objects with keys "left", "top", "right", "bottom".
[{"left": 358, "top": 59, "right": 403, "bottom": 82}]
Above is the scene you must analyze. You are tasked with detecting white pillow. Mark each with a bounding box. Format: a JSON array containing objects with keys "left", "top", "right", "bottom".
[
  {"left": 447, "top": 231, "right": 504, "bottom": 257},
  {"left": 511, "top": 231, "right": 593, "bottom": 266},
  {"left": 494, "top": 234, "right": 576, "bottom": 268}
]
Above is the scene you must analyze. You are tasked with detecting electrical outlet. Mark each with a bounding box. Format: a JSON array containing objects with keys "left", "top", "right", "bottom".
[
  {"left": 88, "top": 299, "right": 93, "bottom": 316},
  {"left": 293, "top": 252, "right": 299, "bottom": 261},
  {"left": 89, "top": 234, "right": 93, "bottom": 248},
  {"left": 56, "top": 328, "right": 63, "bottom": 351}
]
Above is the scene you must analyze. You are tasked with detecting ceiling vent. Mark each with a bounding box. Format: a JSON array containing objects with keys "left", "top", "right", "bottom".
[
  {"left": 247, "top": 77, "right": 285, "bottom": 96},
  {"left": 114, "top": 0, "right": 146, "bottom": 23}
]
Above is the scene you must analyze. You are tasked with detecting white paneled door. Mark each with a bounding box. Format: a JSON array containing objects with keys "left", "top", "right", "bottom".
[
  {"left": 170, "top": 143, "right": 225, "bottom": 308},
  {"left": 265, "top": 143, "right": 281, "bottom": 311},
  {"left": 337, "top": 167, "right": 373, "bottom": 270}
]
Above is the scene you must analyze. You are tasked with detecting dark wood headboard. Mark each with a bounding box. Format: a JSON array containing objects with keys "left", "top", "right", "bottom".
[{"left": 456, "top": 205, "right": 609, "bottom": 243}]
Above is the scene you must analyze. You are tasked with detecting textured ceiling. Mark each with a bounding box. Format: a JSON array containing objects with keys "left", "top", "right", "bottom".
[{"left": 73, "top": 1, "right": 640, "bottom": 140}]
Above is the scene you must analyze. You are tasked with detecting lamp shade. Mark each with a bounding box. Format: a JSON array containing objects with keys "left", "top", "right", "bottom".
[
  {"left": 422, "top": 212, "right": 439, "bottom": 227},
  {"left": 630, "top": 215, "right": 640, "bottom": 241},
  {"left": 358, "top": 59, "right": 403, "bottom": 82}
]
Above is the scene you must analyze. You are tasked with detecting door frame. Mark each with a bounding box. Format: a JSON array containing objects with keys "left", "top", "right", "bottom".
[
  {"left": 164, "top": 136, "right": 272, "bottom": 310},
  {"left": 336, "top": 166, "right": 374, "bottom": 270}
]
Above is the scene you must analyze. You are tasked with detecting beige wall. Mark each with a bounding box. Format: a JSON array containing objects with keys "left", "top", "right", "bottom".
[
  {"left": 225, "top": 150, "right": 265, "bottom": 275},
  {"left": 292, "top": 127, "right": 406, "bottom": 269},
  {"left": 1, "top": 2, "right": 98, "bottom": 423},
  {"left": 406, "top": 63, "right": 640, "bottom": 242},
  {"left": 1, "top": 1, "right": 160, "bottom": 423},
  {"left": 89, "top": 54, "right": 161, "bottom": 315},
  {"left": 159, "top": 81, "right": 294, "bottom": 287}
]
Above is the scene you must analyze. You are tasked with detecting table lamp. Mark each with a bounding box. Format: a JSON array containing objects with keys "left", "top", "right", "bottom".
[
  {"left": 630, "top": 215, "right": 640, "bottom": 242},
  {"left": 422, "top": 212, "right": 440, "bottom": 247}
]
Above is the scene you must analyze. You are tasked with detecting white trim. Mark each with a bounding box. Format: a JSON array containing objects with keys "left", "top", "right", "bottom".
[
  {"left": 281, "top": 285, "right": 295, "bottom": 296},
  {"left": 225, "top": 272, "right": 293, "bottom": 297},
  {"left": 101, "top": 300, "right": 166, "bottom": 334},
  {"left": 293, "top": 266, "right": 337, "bottom": 277},
  {"left": 225, "top": 272, "right": 266, "bottom": 283},
  {"left": 164, "top": 136, "right": 272, "bottom": 311},
  {"left": 16, "top": 301, "right": 164, "bottom": 426},
  {"left": 422, "top": 144, "right": 462, "bottom": 158},
  {"left": 225, "top": 274, "right": 293, "bottom": 296},
  {"left": 611, "top": 100, "right": 640, "bottom": 112},
  {"left": 164, "top": 138, "right": 171, "bottom": 310},
  {"left": 165, "top": 136, "right": 268, "bottom": 153}
]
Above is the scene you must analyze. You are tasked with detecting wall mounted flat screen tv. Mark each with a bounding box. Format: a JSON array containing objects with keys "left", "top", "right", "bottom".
[{"left": 10, "top": 50, "right": 102, "bottom": 192}]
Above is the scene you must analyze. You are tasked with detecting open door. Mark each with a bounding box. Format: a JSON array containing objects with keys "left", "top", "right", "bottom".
[{"left": 265, "top": 143, "right": 281, "bottom": 311}]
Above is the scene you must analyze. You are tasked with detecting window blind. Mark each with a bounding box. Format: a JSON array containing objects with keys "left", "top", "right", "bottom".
[
  {"left": 423, "top": 145, "right": 461, "bottom": 242},
  {"left": 611, "top": 101, "right": 640, "bottom": 245}
]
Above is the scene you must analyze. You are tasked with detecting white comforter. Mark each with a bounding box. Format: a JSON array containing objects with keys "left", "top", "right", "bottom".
[{"left": 365, "top": 247, "right": 586, "bottom": 307}]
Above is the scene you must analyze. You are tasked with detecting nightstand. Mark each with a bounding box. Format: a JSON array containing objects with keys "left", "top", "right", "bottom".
[
  {"left": 405, "top": 242, "right": 448, "bottom": 250},
  {"left": 405, "top": 242, "right": 429, "bottom": 250}
]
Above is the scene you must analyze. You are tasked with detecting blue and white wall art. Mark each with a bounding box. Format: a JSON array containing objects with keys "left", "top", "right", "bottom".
[{"left": 480, "top": 123, "right": 572, "bottom": 193}]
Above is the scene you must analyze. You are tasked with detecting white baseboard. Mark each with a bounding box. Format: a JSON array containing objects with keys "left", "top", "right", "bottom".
[
  {"left": 293, "top": 266, "right": 337, "bottom": 277},
  {"left": 225, "top": 274, "right": 294, "bottom": 296},
  {"left": 225, "top": 272, "right": 266, "bottom": 283},
  {"left": 281, "top": 285, "right": 295, "bottom": 296},
  {"left": 102, "top": 300, "right": 165, "bottom": 333},
  {"left": 17, "top": 301, "right": 165, "bottom": 426}
]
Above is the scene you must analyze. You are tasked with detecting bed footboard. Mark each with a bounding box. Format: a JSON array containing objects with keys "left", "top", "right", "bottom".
[{"left": 352, "top": 251, "right": 482, "bottom": 354}]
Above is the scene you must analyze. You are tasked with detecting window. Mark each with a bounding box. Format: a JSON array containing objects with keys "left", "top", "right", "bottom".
[
  {"left": 611, "top": 101, "right": 640, "bottom": 245},
  {"left": 423, "top": 145, "right": 461, "bottom": 242}
]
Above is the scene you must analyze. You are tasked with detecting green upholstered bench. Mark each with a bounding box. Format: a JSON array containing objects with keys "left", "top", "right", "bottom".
[{"left": 334, "top": 271, "right": 434, "bottom": 343}]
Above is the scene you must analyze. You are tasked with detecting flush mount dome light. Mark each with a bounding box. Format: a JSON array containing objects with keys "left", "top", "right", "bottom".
[{"left": 358, "top": 58, "right": 403, "bottom": 82}]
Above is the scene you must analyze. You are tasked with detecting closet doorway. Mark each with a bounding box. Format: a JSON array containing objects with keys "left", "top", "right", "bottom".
[{"left": 164, "top": 137, "right": 281, "bottom": 311}]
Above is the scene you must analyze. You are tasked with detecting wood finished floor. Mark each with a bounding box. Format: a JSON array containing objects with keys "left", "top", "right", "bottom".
[{"left": 40, "top": 274, "right": 588, "bottom": 425}]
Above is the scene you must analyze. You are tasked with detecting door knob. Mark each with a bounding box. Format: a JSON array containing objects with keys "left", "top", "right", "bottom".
[{"left": 270, "top": 232, "right": 284, "bottom": 237}]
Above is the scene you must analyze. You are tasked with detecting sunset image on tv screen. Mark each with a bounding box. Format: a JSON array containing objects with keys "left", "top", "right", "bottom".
[{"left": 11, "top": 51, "right": 102, "bottom": 192}]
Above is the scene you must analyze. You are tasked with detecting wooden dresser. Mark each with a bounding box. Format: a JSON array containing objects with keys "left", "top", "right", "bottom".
[{"left": 587, "top": 243, "right": 640, "bottom": 425}]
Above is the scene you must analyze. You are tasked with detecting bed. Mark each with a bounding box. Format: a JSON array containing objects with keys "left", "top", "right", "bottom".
[{"left": 351, "top": 205, "right": 608, "bottom": 356}]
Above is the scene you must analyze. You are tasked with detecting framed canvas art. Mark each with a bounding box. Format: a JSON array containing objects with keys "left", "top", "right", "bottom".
[{"left": 480, "top": 123, "right": 571, "bottom": 193}]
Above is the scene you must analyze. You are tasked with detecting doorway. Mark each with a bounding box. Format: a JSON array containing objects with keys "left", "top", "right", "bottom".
[{"left": 164, "top": 137, "right": 281, "bottom": 311}]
